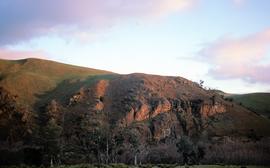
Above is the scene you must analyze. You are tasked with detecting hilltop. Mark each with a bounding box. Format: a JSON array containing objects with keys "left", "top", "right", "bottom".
[{"left": 0, "top": 58, "right": 113, "bottom": 106}]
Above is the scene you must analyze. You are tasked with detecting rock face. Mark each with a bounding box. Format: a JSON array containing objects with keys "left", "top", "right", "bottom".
[
  {"left": 200, "top": 103, "right": 226, "bottom": 117},
  {"left": 1, "top": 73, "right": 270, "bottom": 165},
  {"left": 55, "top": 74, "right": 231, "bottom": 163}
]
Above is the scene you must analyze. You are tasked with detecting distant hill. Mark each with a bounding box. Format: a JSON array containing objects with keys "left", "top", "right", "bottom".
[
  {"left": 0, "top": 58, "right": 270, "bottom": 165},
  {"left": 228, "top": 93, "right": 270, "bottom": 118}
]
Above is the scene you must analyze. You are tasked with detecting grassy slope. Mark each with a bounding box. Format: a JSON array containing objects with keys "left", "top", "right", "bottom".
[
  {"left": 0, "top": 58, "right": 114, "bottom": 106},
  {"left": 204, "top": 91, "right": 270, "bottom": 136},
  {"left": 229, "top": 93, "right": 270, "bottom": 118},
  {"left": 219, "top": 102, "right": 270, "bottom": 136}
]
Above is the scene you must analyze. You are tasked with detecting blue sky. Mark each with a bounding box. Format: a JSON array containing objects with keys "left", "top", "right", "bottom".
[{"left": 0, "top": 0, "right": 270, "bottom": 93}]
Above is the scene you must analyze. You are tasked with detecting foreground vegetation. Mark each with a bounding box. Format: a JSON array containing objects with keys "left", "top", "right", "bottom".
[{"left": 2, "top": 164, "right": 270, "bottom": 168}]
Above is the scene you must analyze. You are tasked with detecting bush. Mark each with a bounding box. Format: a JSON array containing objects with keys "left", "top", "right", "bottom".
[
  {"left": 224, "top": 98, "right": 233, "bottom": 102},
  {"left": 202, "top": 137, "right": 270, "bottom": 165},
  {"left": 176, "top": 136, "right": 205, "bottom": 165}
]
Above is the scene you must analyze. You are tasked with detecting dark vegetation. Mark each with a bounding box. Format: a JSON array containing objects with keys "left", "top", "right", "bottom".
[{"left": 1, "top": 165, "right": 270, "bottom": 168}]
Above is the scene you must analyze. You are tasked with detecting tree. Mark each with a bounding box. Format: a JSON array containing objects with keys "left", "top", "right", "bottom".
[
  {"left": 176, "top": 136, "right": 205, "bottom": 165},
  {"left": 111, "top": 132, "right": 125, "bottom": 163},
  {"left": 210, "top": 95, "right": 216, "bottom": 105},
  {"left": 199, "top": 80, "right": 204, "bottom": 88},
  {"left": 128, "top": 132, "right": 140, "bottom": 165},
  {"left": 0, "top": 87, "right": 33, "bottom": 145},
  {"left": 43, "top": 118, "right": 62, "bottom": 166},
  {"left": 38, "top": 100, "right": 64, "bottom": 166}
]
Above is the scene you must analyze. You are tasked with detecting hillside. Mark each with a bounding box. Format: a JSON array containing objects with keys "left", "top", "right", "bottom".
[
  {"left": 0, "top": 58, "right": 270, "bottom": 165},
  {"left": 0, "top": 58, "right": 114, "bottom": 106},
  {"left": 228, "top": 93, "right": 270, "bottom": 118}
]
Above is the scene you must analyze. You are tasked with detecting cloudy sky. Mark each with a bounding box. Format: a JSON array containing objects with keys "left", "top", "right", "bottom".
[{"left": 0, "top": 0, "right": 270, "bottom": 93}]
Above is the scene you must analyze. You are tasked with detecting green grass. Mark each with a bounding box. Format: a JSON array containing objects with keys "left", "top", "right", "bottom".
[
  {"left": 228, "top": 93, "right": 270, "bottom": 118},
  {"left": 0, "top": 58, "right": 115, "bottom": 106}
]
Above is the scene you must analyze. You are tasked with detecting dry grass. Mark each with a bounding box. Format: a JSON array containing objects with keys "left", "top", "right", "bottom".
[{"left": 0, "top": 58, "right": 114, "bottom": 106}]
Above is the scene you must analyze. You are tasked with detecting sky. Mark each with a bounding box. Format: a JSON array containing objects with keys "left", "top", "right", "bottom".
[{"left": 0, "top": 0, "right": 270, "bottom": 93}]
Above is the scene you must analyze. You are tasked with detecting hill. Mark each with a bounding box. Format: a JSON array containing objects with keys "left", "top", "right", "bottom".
[
  {"left": 0, "top": 58, "right": 113, "bottom": 106},
  {"left": 0, "top": 58, "right": 270, "bottom": 165},
  {"left": 228, "top": 93, "right": 270, "bottom": 118}
]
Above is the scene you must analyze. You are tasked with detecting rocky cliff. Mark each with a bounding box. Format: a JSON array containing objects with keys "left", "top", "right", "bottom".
[{"left": 41, "top": 73, "right": 269, "bottom": 164}]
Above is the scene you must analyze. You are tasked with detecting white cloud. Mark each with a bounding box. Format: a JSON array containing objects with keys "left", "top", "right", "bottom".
[
  {"left": 199, "top": 28, "right": 270, "bottom": 83},
  {"left": 0, "top": 0, "right": 196, "bottom": 45}
]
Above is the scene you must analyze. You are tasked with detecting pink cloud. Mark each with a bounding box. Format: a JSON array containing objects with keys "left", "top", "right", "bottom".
[
  {"left": 199, "top": 28, "right": 270, "bottom": 83},
  {"left": 0, "top": 0, "right": 196, "bottom": 45},
  {"left": 0, "top": 48, "right": 47, "bottom": 60},
  {"left": 232, "top": 0, "right": 246, "bottom": 6}
]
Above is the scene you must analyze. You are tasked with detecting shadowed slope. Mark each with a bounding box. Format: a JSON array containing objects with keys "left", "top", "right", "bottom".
[{"left": 228, "top": 93, "right": 270, "bottom": 118}]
